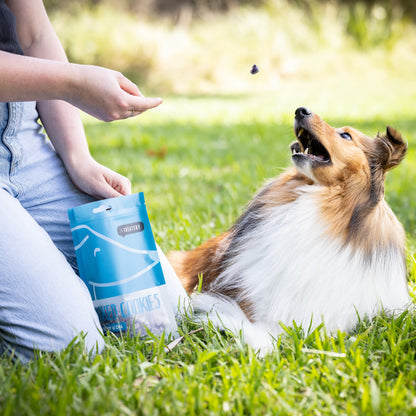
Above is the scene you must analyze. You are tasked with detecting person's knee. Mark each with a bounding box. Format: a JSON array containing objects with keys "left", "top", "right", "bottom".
[
  {"left": 72, "top": 320, "right": 106, "bottom": 356},
  {"left": 55, "top": 301, "right": 106, "bottom": 357},
  {"left": 1, "top": 316, "right": 105, "bottom": 363}
]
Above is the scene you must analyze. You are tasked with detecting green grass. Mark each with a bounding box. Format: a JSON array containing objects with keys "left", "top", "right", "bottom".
[
  {"left": 3, "top": 313, "right": 416, "bottom": 415},
  {"left": 2, "top": 75, "right": 416, "bottom": 414},
  {"left": 4, "top": 4, "right": 416, "bottom": 410}
]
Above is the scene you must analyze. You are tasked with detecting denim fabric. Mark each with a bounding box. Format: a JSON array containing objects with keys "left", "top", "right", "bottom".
[{"left": 0, "top": 101, "right": 105, "bottom": 361}]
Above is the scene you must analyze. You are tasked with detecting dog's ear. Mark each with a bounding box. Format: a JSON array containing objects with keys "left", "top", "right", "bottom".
[{"left": 375, "top": 126, "right": 407, "bottom": 171}]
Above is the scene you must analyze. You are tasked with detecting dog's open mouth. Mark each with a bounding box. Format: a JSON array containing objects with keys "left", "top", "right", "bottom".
[{"left": 291, "top": 127, "right": 331, "bottom": 165}]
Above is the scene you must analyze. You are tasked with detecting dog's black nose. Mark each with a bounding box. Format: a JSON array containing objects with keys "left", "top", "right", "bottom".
[{"left": 295, "top": 107, "right": 312, "bottom": 120}]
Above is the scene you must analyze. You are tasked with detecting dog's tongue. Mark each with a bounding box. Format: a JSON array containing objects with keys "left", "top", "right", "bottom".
[{"left": 308, "top": 153, "right": 325, "bottom": 161}]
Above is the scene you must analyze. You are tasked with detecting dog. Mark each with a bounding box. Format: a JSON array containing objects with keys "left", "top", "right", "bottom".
[{"left": 168, "top": 107, "right": 410, "bottom": 353}]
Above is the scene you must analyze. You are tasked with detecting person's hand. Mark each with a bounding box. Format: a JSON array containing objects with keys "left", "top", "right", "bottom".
[
  {"left": 65, "top": 155, "right": 132, "bottom": 199},
  {"left": 65, "top": 64, "right": 163, "bottom": 122}
]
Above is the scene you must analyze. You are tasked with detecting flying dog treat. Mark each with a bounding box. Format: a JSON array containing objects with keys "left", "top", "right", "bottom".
[{"left": 250, "top": 64, "right": 259, "bottom": 74}]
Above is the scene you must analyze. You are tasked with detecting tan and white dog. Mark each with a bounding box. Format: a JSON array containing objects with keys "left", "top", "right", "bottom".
[{"left": 169, "top": 107, "right": 410, "bottom": 353}]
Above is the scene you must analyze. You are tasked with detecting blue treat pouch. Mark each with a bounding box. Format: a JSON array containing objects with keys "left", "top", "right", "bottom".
[{"left": 68, "top": 193, "right": 179, "bottom": 336}]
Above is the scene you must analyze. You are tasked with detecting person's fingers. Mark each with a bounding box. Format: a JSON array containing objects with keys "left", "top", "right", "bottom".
[
  {"left": 102, "top": 170, "right": 132, "bottom": 197},
  {"left": 101, "top": 187, "right": 123, "bottom": 199},
  {"left": 117, "top": 73, "right": 143, "bottom": 97},
  {"left": 121, "top": 96, "right": 163, "bottom": 119},
  {"left": 115, "top": 176, "right": 132, "bottom": 196},
  {"left": 71, "top": 66, "right": 163, "bottom": 121},
  {"left": 128, "top": 96, "right": 163, "bottom": 113}
]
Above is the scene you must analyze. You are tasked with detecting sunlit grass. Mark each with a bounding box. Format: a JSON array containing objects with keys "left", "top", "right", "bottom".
[
  {"left": 3, "top": 89, "right": 416, "bottom": 416},
  {"left": 26, "top": 46, "right": 411, "bottom": 414},
  {"left": 2, "top": 2, "right": 416, "bottom": 414}
]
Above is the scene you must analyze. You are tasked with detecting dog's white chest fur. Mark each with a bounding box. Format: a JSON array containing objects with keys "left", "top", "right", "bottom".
[{"left": 193, "top": 185, "right": 409, "bottom": 351}]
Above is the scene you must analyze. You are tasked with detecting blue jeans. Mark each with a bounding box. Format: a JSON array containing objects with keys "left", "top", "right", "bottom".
[{"left": 0, "top": 101, "right": 105, "bottom": 361}]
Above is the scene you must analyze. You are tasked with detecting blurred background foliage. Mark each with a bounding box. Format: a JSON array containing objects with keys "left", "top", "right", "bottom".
[
  {"left": 43, "top": 0, "right": 416, "bottom": 20},
  {"left": 44, "top": 0, "right": 416, "bottom": 94}
]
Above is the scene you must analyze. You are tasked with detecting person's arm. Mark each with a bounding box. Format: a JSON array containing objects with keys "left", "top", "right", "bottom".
[
  {"left": 0, "top": 52, "right": 162, "bottom": 122},
  {"left": 4, "top": 0, "right": 162, "bottom": 199}
]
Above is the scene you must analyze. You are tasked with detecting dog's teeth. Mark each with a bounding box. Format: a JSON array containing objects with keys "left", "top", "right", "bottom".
[
  {"left": 298, "top": 128, "right": 304, "bottom": 137},
  {"left": 305, "top": 148, "right": 309, "bottom": 154}
]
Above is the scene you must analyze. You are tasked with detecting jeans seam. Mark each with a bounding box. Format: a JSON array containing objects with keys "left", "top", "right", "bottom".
[{"left": 1, "top": 103, "right": 24, "bottom": 197}]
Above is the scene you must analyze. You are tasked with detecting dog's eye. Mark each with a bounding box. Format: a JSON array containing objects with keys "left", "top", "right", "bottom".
[{"left": 340, "top": 132, "right": 352, "bottom": 141}]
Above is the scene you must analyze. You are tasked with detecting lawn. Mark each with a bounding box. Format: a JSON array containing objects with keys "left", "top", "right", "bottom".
[
  {"left": 3, "top": 1, "right": 416, "bottom": 412},
  {"left": 2, "top": 73, "right": 416, "bottom": 415}
]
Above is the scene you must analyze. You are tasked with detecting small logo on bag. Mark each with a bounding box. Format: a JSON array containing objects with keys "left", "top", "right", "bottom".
[{"left": 117, "top": 222, "right": 144, "bottom": 237}]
